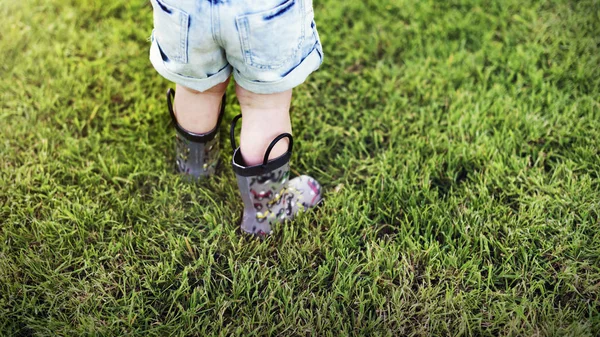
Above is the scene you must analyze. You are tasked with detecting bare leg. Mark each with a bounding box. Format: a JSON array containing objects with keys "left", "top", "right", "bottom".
[
  {"left": 173, "top": 78, "right": 230, "bottom": 133},
  {"left": 236, "top": 84, "right": 292, "bottom": 166}
]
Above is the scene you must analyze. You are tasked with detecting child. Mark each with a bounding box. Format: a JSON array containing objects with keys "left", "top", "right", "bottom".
[{"left": 149, "top": 0, "right": 324, "bottom": 237}]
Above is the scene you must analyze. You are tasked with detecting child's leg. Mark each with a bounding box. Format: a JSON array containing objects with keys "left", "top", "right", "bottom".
[
  {"left": 231, "top": 84, "right": 322, "bottom": 237},
  {"left": 174, "top": 78, "right": 230, "bottom": 134},
  {"left": 167, "top": 79, "right": 230, "bottom": 178},
  {"left": 236, "top": 84, "right": 292, "bottom": 166}
]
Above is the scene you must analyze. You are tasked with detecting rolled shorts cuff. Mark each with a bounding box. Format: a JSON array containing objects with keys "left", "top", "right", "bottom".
[
  {"left": 233, "top": 44, "right": 323, "bottom": 94},
  {"left": 150, "top": 41, "right": 232, "bottom": 92}
]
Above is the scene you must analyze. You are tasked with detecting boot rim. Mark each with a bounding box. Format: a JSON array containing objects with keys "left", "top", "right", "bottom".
[
  {"left": 232, "top": 147, "right": 291, "bottom": 177},
  {"left": 173, "top": 122, "right": 220, "bottom": 143}
]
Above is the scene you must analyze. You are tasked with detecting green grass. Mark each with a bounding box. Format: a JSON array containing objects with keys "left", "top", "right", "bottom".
[{"left": 1, "top": 0, "right": 599, "bottom": 335}]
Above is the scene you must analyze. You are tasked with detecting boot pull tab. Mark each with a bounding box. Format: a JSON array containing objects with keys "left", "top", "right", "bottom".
[
  {"left": 230, "top": 114, "right": 243, "bottom": 151},
  {"left": 166, "top": 88, "right": 176, "bottom": 124},
  {"left": 263, "top": 133, "right": 293, "bottom": 166}
]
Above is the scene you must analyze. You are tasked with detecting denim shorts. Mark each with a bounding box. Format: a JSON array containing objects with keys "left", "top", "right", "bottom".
[{"left": 149, "top": 0, "right": 324, "bottom": 94}]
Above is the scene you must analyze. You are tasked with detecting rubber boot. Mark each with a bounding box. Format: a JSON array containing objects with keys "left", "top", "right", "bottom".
[
  {"left": 230, "top": 115, "right": 322, "bottom": 237},
  {"left": 166, "top": 88, "right": 225, "bottom": 179}
]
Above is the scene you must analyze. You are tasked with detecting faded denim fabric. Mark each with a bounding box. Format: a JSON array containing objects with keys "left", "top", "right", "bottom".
[{"left": 150, "top": 0, "right": 323, "bottom": 94}]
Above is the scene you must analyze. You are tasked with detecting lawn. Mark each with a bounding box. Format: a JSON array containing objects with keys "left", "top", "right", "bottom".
[{"left": 1, "top": 0, "right": 599, "bottom": 335}]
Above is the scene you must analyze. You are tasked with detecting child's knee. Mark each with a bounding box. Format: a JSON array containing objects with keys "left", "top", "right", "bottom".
[{"left": 235, "top": 84, "right": 292, "bottom": 110}]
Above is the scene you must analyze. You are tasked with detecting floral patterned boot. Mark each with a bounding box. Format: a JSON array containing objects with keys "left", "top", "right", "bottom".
[{"left": 166, "top": 88, "right": 225, "bottom": 179}]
